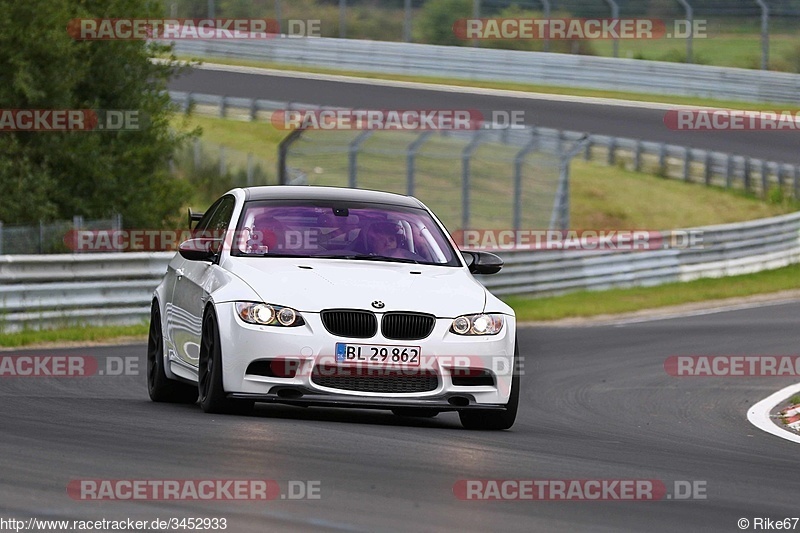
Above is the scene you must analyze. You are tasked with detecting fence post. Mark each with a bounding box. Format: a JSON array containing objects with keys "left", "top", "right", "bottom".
[
  {"left": 348, "top": 130, "right": 374, "bottom": 189},
  {"left": 676, "top": 0, "right": 693, "bottom": 63},
  {"left": 278, "top": 127, "right": 306, "bottom": 185},
  {"left": 549, "top": 135, "right": 587, "bottom": 230},
  {"left": 760, "top": 160, "right": 769, "bottom": 197},
  {"left": 403, "top": 0, "right": 412, "bottom": 42},
  {"left": 683, "top": 148, "right": 691, "bottom": 181},
  {"left": 249, "top": 98, "right": 258, "bottom": 121},
  {"left": 218, "top": 95, "right": 227, "bottom": 118},
  {"left": 184, "top": 92, "right": 193, "bottom": 114},
  {"left": 794, "top": 165, "right": 799, "bottom": 200},
  {"left": 462, "top": 131, "right": 485, "bottom": 230},
  {"left": 583, "top": 136, "right": 592, "bottom": 161},
  {"left": 633, "top": 140, "right": 642, "bottom": 172},
  {"left": 704, "top": 150, "right": 712, "bottom": 186},
  {"left": 744, "top": 157, "right": 751, "bottom": 192},
  {"left": 339, "top": 0, "right": 347, "bottom": 38},
  {"left": 275, "top": 0, "right": 283, "bottom": 33},
  {"left": 406, "top": 131, "right": 433, "bottom": 197},
  {"left": 725, "top": 153, "right": 733, "bottom": 188},
  {"left": 607, "top": 137, "right": 616, "bottom": 165},
  {"left": 755, "top": 0, "right": 769, "bottom": 70},
  {"left": 541, "top": 0, "right": 551, "bottom": 52},
  {"left": 513, "top": 128, "right": 540, "bottom": 232},
  {"left": 472, "top": 0, "right": 481, "bottom": 47},
  {"left": 603, "top": 0, "right": 620, "bottom": 58},
  {"left": 658, "top": 142, "right": 667, "bottom": 176}
]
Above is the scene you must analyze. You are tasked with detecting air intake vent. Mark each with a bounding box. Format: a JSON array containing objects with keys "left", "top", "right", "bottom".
[
  {"left": 311, "top": 365, "right": 439, "bottom": 393},
  {"left": 381, "top": 312, "right": 436, "bottom": 340},
  {"left": 321, "top": 309, "right": 377, "bottom": 339}
]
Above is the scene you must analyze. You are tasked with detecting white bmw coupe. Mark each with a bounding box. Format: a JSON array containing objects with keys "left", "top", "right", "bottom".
[{"left": 148, "top": 186, "right": 519, "bottom": 430}]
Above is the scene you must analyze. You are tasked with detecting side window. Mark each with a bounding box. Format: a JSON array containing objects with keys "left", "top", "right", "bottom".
[
  {"left": 197, "top": 195, "right": 236, "bottom": 253},
  {"left": 192, "top": 199, "right": 223, "bottom": 236},
  {"left": 207, "top": 196, "right": 236, "bottom": 235}
]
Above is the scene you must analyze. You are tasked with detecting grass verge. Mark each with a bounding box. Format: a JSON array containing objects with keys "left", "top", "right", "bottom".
[
  {"left": 504, "top": 263, "right": 800, "bottom": 322},
  {"left": 178, "top": 114, "right": 799, "bottom": 228},
  {"left": 0, "top": 324, "right": 148, "bottom": 349}
]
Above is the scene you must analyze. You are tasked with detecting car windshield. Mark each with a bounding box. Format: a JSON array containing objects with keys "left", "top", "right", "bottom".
[{"left": 232, "top": 199, "right": 461, "bottom": 267}]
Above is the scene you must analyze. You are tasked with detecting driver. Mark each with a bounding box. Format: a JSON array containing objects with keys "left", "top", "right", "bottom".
[{"left": 366, "top": 222, "right": 402, "bottom": 256}]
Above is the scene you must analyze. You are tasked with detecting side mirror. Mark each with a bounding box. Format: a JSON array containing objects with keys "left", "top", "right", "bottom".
[
  {"left": 462, "top": 251, "right": 503, "bottom": 275},
  {"left": 188, "top": 208, "right": 205, "bottom": 229},
  {"left": 179, "top": 238, "right": 219, "bottom": 262}
]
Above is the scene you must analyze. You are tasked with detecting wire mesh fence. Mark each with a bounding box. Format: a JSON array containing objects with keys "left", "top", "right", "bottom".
[
  {"left": 163, "top": 0, "right": 800, "bottom": 69},
  {"left": 0, "top": 216, "right": 122, "bottom": 255},
  {"left": 280, "top": 126, "right": 586, "bottom": 232},
  {"left": 170, "top": 138, "right": 277, "bottom": 206}
]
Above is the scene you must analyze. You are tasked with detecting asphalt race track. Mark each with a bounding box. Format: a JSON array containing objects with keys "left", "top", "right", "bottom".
[
  {"left": 2, "top": 302, "right": 799, "bottom": 532},
  {"left": 168, "top": 67, "right": 800, "bottom": 165}
]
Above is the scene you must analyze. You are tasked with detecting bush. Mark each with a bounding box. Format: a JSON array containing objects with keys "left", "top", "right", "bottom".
[{"left": 414, "top": 0, "right": 472, "bottom": 46}]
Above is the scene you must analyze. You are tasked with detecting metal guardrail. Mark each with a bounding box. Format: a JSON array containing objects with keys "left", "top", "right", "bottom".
[
  {"left": 3, "top": 211, "right": 800, "bottom": 331},
  {"left": 0, "top": 253, "right": 172, "bottom": 332},
  {"left": 171, "top": 90, "right": 800, "bottom": 199},
  {"left": 479, "top": 211, "right": 800, "bottom": 296},
  {"left": 169, "top": 38, "right": 800, "bottom": 104}
]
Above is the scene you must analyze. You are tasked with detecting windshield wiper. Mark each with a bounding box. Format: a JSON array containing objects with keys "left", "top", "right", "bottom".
[{"left": 342, "top": 255, "right": 422, "bottom": 264}]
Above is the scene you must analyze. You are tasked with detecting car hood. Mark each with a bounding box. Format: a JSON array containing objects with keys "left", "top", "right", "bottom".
[{"left": 223, "top": 257, "right": 488, "bottom": 317}]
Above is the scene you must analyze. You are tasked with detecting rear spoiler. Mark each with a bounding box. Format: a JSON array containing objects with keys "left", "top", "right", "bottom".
[{"left": 188, "top": 208, "right": 204, "bottom": 229}]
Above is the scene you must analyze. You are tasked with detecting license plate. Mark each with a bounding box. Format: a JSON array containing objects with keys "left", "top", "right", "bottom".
[{"left": 335, "top": 343, "right": 421, "bottom": 367}]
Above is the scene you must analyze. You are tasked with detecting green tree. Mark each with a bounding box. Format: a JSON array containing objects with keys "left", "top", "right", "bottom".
[
  {"left": 414, "top": 0, "right": 472, "bottom": 46},
  {"left": 0, "top": 0, "right": 195, "bottom": 228}
]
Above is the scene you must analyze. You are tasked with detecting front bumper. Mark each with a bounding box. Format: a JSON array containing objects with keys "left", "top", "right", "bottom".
[
  {"left": 228, "top": 390, "right": 504, "bottom": 411},
  {"left": 215, "top": 302, "right": 517, "bottom": 407}
]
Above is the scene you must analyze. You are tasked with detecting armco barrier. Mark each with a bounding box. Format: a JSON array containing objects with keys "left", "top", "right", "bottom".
[
  {"left": 3, "top": 212, "right": 800, "bottom": 331},
  {"left": 169, "top": 38, "right": 800, "bottom": 104},
  {"left": 480, "top": 211, "right": 800, "bottom": 296},
  {"left": 0, "top": 253, "right": 172, "bottom": 333}
]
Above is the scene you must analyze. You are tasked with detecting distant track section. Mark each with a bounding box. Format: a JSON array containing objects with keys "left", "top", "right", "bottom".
[{"left": 168, "top": 64, "right": 800, "bottom": 165}]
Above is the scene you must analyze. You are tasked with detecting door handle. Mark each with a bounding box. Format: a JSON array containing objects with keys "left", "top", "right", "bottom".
[{"left": 176, "top": 268, "right": 185, "bottom": 279}]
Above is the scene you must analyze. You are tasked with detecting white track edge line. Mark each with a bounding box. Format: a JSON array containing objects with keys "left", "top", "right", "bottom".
[{"left": 747, "top": 382, "right": 800, "bottom": 444}]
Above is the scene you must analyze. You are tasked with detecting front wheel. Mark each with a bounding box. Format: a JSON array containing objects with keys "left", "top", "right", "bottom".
[
  {"left": 198, "top": 309, "right": 254, "bottom": 415},
  {"left": 458, "top": 340, "right": 520, "bottom": 430},
  {"left": 147, "top": 302, "right": 198, "bottom": 404}
]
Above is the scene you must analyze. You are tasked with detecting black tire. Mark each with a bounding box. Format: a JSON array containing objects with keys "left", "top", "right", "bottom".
[
  {"left": 147, "top": 302, "right": 198, "bottom": 404},
  {"left": 391, "top": 408, "right": 440, "bottom": 418},
  {"left": 458, "top": 340, "right": 520, "bottom": 430},
  {"left": 198, "top": 308, "right": 254, "bottom": 415}
]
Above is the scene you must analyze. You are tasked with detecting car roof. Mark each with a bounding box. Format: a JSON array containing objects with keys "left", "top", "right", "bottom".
[{"left": 242, "top": 186, "right": 425, "bottom": 209}]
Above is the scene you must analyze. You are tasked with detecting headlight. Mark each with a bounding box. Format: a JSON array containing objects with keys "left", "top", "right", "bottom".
[
  {"left": 450, "top": 314, "right": 504, "bottom": 336},
  {"left": 236, "top": 302, "right": 305, "bottom": 327}
]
